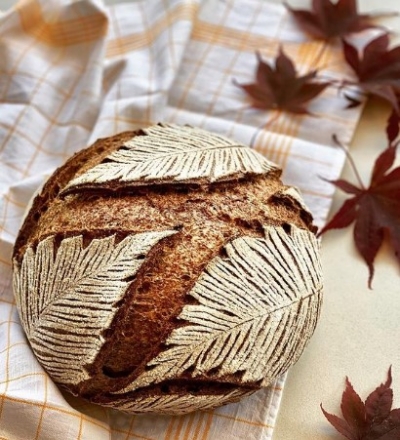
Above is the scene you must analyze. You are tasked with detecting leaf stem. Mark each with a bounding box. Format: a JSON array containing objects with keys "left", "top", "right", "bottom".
[{"left": 332, "top": 134, "right": 365, "bottom": 189}]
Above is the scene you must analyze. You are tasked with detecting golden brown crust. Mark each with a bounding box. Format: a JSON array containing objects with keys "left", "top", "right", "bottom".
[
  {"left": 13, "top": 126, "right": 320, "bottom": 414},
  {"left": 13, "top": 130, "right": 142, "bottom": 260}
]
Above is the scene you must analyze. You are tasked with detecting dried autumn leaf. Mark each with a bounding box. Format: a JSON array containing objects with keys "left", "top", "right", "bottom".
[
  {"left": 234, "top": 50, "right": 329, "bottom": 114},
  {"left": 343, "top": 35, "right": 400, "bottom": 112},
  {"left": 321, "top": 367, "right": 400, "bottom": 439},
  {"left": 318, "top": 137, "right": 400, "bottom": 287},
  {"left": 386, "top": 110, "right": 400, "bottom": 143},
  {"left": 286, "top": 0, "right": 394, "bottom": 40}
]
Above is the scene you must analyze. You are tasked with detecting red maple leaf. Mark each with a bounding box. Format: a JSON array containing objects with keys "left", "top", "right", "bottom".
[
  {"left": 321, "top": 367, "right": 400, "bottom": 439},
  {"left": 318, "top": 124, "right": 400, "bottom": 287},
  {"left": 285, "top": 0, "right": 395, "bottom": 40},
  {"left": 234, "top": 50, "right": 329, "bottom": 114},
  {"left": 343, "top": 34, "right": 400, "bottom": 112}
]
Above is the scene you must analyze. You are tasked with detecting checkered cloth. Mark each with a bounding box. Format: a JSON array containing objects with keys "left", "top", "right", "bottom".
[{"left": 0, "top": 0, "right": 364, "bottom": 439}]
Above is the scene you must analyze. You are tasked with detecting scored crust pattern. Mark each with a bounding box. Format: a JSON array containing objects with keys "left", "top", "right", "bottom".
[
  {"left": 115, "top": 224, "right": 322, "bottom": 395},
  {"left": 13, "top": 124, "right": 323, "bottom": 414},
  {"left": 108, "top": 389, "right": 255, "bottom": 415},
  {"left": 13, "top": 231, "right": 175, "bottom": 385},
  {"left": 63, "top": 123, "right": 279, "bottom": 191}
]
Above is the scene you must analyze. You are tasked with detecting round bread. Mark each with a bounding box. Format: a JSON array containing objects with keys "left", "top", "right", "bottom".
[{"left": 12, "top": 123, "right": 323, "bottom": 415}]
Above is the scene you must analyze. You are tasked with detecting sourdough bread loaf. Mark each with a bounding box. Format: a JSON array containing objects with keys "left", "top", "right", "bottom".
[{"left": 12, "top": 123, "right": 323, "bottom": 415}]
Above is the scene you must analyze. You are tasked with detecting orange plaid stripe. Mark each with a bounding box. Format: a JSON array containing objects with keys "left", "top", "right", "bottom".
[
  {"left": 106, "top": 3, "right": 198, "bottom": 58},
  {"left": 192, "top": 19, "right": 277, "bottom": 53},
  {"left": 18, "top": 0, "right": 107, "bottom": 46}
]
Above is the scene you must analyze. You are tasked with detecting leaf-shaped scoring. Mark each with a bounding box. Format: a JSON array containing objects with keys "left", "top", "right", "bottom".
[
  {"left": 63, "top": 124, "right": 279, "bottom": 191},
  {"left": 115, "top": 224, "right": 322, "bottom": 395},
  {"left": 108, "top": 389, "right": 254, "bottom": 415},
  {"left": 13, "top": 230, "right": 176, "bottom": 385}
]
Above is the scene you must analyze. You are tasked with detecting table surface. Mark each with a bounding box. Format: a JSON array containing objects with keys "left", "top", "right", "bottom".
[
  {"left": 271, "top": 1, "right": 400, "bottom": 437},
  {"left": 1, "top": 1, "right": 399, "bottom": 439},
  {"left": 274, "top": 96, "right": 400, "bottom": 439}
]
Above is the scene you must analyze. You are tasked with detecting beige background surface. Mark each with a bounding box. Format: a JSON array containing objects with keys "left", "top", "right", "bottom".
[
  {"left": 1, "top": 1, "right": 399, "bottom": 439},
  {"left": 272, "top": 1, "right": 400, "bottom": 438},
  {"left": 275, "top": 97, "right": 400, "bottom": 439}
]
